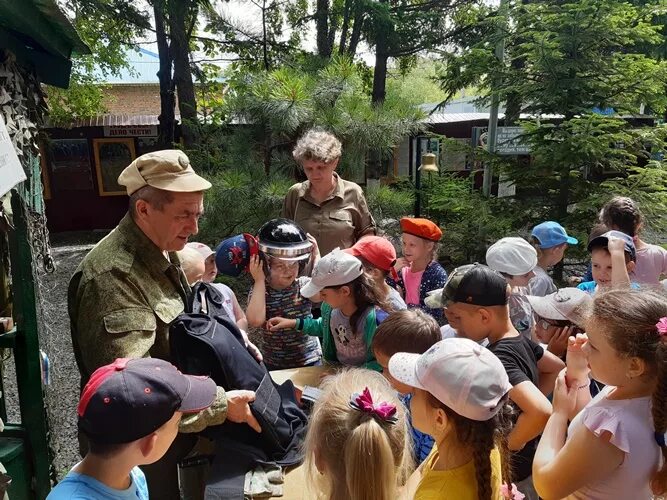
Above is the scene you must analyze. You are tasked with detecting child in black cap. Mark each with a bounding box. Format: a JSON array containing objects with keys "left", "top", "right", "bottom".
[
  {"left": 428, "top": 264, "right": 564, "bottom": 499},
  {"left": 48, "top": 358, "right": 216, "bottom": 500}
]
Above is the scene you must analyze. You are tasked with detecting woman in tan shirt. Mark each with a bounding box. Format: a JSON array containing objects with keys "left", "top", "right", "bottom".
[{"left": 282, "top": 128, "right": 376, "bottom": 256}]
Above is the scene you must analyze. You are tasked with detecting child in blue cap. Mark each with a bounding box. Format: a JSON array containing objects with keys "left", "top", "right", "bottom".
[{"left": 529, "top": 221, "right": 578, "bottom": 296}]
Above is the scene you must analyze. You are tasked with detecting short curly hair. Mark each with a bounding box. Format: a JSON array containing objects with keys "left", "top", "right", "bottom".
[{"left": 292, "top": 127, "right": 342, "bottom": 164}]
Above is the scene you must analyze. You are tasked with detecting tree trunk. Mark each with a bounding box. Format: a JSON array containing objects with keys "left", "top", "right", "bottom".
[
  {"left": 154, "top": 1, "right": 175, "bottom": 148},
  {"left": 339, "top": 0, "right": 352, "bottom": 55},
  {"left": 169, "top": 0, "right": 199, "bottom": 148},
  {"left": 346, "top": 2, "right": 364, "bottom": 56},
  {"left": 316, "top": 0, "right": 332, "bottom": 58},
  {"left": 262, "top": 0, "right": 270, "bottom": 71}
]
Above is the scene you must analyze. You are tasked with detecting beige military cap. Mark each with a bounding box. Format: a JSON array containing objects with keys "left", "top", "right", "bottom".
[{"left": 118, "top": 150, "right": 212, "bottom": 195}]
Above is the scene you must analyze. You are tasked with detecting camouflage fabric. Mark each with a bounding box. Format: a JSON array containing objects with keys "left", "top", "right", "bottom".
[
  {"left": 68, "top": 213, "right": 229, "bottom": 427},
  {"left": 68, "top": 213, "right": 190, "bottom": 386}
]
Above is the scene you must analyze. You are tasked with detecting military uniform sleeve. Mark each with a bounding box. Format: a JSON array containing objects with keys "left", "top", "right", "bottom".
[
  {"left": 74, "top": 270, "right": 158, "bottom": 376},
  {"left": 179, "top": 386, "right": 228, "bottom": 433}
]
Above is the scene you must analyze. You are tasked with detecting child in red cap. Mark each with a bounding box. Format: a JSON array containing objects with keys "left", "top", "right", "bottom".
[
  {"left": 345, "top": 235, "right": 407, "bottom": 311},
  {"left": 394, "top": 218, "right": 448, "bottom": 323}
]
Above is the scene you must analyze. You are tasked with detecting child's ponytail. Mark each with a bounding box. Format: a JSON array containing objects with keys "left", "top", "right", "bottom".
[
  {"left": 651, "top": 339, "right": 667, "bottom": 496},
  {"left": 303, "top": 369, "right": 413, "bottom": 500},
  {"left": 344, "top": 417, "right": 397, "bottom": 500}
]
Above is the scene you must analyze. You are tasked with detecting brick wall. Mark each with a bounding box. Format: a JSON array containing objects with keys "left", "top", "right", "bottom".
[{"left": 103, "top": 85, "right": 164, "bottom": 115}]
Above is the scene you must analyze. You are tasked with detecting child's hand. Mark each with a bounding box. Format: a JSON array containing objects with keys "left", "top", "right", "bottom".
[
  {"left": 553, "top": 368, "right": 577, "bottom": 417},
  {"left": 394, "top": 257, "right": 409, "bottom": 273},
  {"left": 607, "top": 237, "right": 626, "bottom": 256},
  {"left": 566, "top": 333, "right": 590, "bottom": 384},
  {"left": 307, "top": 233, "right": 320, "bottom": 260},
  {"left": 266, "top": 317, "right": 297, "bottom": 331},
  {"left": 249, "top": 255, "right": 265, "bottom": 283},
  {"left": 547, "top": 325, "right": 574, "bottom": 358},
  {"left": 239, "top": 328, "right": 263, "bottom": 363}
]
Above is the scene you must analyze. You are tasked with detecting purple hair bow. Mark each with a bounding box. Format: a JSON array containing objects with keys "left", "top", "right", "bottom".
[{"left": 349, "top": 387, "right": 398, "bottom": 424}]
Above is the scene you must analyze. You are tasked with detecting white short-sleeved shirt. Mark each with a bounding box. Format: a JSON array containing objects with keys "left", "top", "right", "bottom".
[{"left": 633, "top": 243, "right": 667, "bottom": 285}]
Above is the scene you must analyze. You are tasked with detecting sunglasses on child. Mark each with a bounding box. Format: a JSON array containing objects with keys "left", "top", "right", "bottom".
[{"left": 535, "top": 316, "right": 571, "bottom": 330}]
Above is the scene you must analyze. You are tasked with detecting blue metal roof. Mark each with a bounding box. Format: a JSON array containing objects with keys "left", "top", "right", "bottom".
[{"left": 94, "top": 47, "right": 160, "bottom": 84}]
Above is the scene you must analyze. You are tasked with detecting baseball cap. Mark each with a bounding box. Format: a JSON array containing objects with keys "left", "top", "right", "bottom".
[
  {"left": 344, "top": 236, "right": 398, "bottom": 280},
  {"left": 118, "top": 150, "right": 212, "bottom": 196},
  {"left": 527, "top": 288, "right": 592, "bottom": 325},
  {"left": 587, "top": 230, "right": 636, "bottom": 261},
  {"left": 531, "top": 221, "right": 578, "bottom": 249},
  {"left": 215, "top": 233, "right": 259, "bottom": 277},
  {"left": 400, "top": 218, "right": 442, "bottom": 242},
  {"left": 300, "top": 249, "right": 364, "bottom": 298},
  {"left": 389, "top": 338, "right": 511, "bottom": 421},
  {"left": 486, "top": 237, "right": 538, "bottom": 276},
  {"left": 187, "top": 242, "right": 215, "bottom": 259},
  {"left": 425, "top": 263, "right": 508, "bottom": 308},
  {"left": 78, "top": 358, "right": 216, "bottom": 444}
]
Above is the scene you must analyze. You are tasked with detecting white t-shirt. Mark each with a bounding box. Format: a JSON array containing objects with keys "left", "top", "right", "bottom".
[
  {"left": 528, "top": 266, "right": 557, "bottom": 297},
  {"left": 211, "top": 283, "right": 238, "bottom": 322}
]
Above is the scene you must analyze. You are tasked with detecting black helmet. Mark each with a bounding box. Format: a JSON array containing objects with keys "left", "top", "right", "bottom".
[{"left": 257, "top": 218, "right": 312, "bottom": 261}]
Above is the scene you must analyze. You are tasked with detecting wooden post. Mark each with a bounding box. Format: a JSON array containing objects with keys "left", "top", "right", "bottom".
[{"left": 7, "top": 190, "right": 51, "bottom": 498}]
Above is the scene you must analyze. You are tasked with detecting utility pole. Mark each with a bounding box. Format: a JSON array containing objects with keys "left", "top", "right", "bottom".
[{"left": 483, "top": 0, "right": 509, "bottom": 196}]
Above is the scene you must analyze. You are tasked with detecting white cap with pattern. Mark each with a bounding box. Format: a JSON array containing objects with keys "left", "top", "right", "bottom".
[
  {"left": 300, "top": 248, "right": 364, "bottom": 299},
  {"left": 389, "top": 338, "right": 511, "bottom": 421}
]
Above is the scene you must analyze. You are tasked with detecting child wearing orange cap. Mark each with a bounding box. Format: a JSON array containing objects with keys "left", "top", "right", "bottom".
[
  {"left": 394, "top": 218, "right": 448, "bottom": 323},
  {"left": 345, "top": 235, "right": 407, "bottom": 311}
]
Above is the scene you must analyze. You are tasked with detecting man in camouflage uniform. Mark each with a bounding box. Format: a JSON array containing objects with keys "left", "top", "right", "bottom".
[{"left": 68, "top": 150, "right": 260, "bottom": 499}]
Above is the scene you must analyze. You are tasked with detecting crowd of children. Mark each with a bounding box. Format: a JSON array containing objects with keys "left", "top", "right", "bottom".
[{"left": 51, "top": 195, "right": 667, "bottom": 500}]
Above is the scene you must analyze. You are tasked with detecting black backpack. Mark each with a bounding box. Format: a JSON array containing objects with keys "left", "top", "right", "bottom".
[{"left": 169, "top": 282, "right": 308, "bottom": 498}]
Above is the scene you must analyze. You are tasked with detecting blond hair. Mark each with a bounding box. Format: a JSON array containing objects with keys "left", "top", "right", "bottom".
[
  {"left": 304, "top": 369, "right": 414, "bottom": 500},
  {"left": 293, "top": 128, "right": 342, "bottom": 164},
  {"left": 177, "top": 247, "right": 205, "bottom": 285}
]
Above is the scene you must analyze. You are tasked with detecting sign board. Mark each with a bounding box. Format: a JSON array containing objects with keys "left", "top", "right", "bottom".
[
  {"left": 0, "top": 114, "right": 26, "bottom": 198},
  {"left": 103, "top": 125, "right": 157, "bottom": 138},
  {"left": 496, "top": 126, "right": 530, "bottom": 155},
  {"left": 497, "top": 174, "right": 516, "bottom": 198}
]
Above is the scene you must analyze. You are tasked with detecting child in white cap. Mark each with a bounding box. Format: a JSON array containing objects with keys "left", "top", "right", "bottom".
[
  {"left": 389, "top": 338, "right": 521, "bottom": 500},
  {"left": 267, "top": 249, "right": 393, "bottom": 370},
  {"left": 184, "top": 242, "right": 248, "bottom": 332},
  {"left": 486, "top": 237, "right": 539, "bottom": 338}
]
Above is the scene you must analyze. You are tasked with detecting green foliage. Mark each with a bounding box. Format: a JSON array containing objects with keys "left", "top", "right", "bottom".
[
  {"left": 198, "top": 167, "right": 293, "bottom": 243},
  {"left": 47, "top": 0, "right": 150, "bottom": 123},
  {"left": 436, "top": 0, "right": 667, "bottom": 270},
  {"left": 365, "top": 183, "right": 414, "bottom": 223},
  {"left": 223, "top": 56, "right": 426, "bottom": 178}
]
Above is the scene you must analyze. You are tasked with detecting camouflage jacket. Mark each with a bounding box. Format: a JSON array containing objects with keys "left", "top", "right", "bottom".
[{"left": 68, "top": 213, "right": 227, "bottom": 429}]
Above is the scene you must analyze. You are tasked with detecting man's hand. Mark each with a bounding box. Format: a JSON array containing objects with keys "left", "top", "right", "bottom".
[
  {"left": 226, "top": 390, "right": 262, "bottom": 433},
  {"left": 248, "top": 255, "right": 265, "bottom": 283}
]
